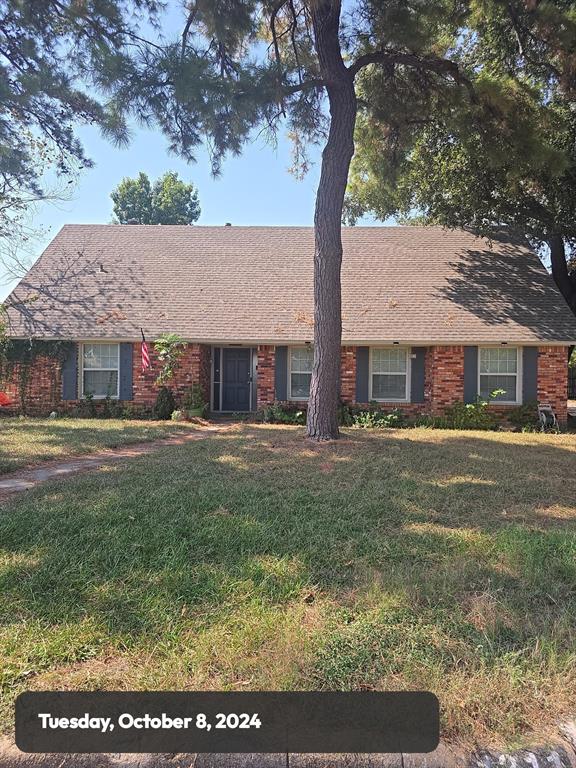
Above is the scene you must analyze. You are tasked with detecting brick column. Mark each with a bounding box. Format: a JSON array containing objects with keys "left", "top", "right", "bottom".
[
  {"left": 538, "top": 346, "right": 568, "bottom": 423},
  {"left": 429, "top": 345, "right": 464, "bottom": 415},
  {"left": 257, "top": 345, "right": 275, "bottom": 408},
  {"left": 190, "top": 344, "right": 211, "bottom": 405},
  {"left": 340, "top": 346, "right": 356, "bottom": 404},
  {"left": 133, "top": 341, "right": 158, "bottom": 407}
]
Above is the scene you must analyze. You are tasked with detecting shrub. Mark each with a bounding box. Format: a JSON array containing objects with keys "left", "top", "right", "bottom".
[
  {"left": 352, "top": 408, "right": 406, "bottom": 429},
  {"left": 153, "top": 387, "right": 175, "bottom": 420},
  {"left": 79, "top": 392, "right": 97, "bottom": 418},
  {"left": 121, "top": 404, "right": 136, "bottom": 419},
  {"left": 508, "top": 402, "right": 539, "bottom": 431},
  {"left": 338, "top": 402, "right": 354, "bottom": 426},
  {"left": 102, "top": 394, "right": 123, "bottom": 419},
  {"left": 260, "top": 402, "right": 306, "bottom": 425},
  {"left": 414, "top": 391, "right": 504, "bottom": 431}
]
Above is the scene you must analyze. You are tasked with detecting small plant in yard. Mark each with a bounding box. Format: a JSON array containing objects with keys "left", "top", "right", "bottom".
[
  {"left": 182, "top": 383, "right": 207, "bottom": 417},
  {"left": 352, "top": 408, "right": 406, "bottom": 429},
  {"left": 153, "top": 386, "right": 175, "bottom": 420},
  {"left": 79, "top": 391, "right": 97, "bottom": 418}
]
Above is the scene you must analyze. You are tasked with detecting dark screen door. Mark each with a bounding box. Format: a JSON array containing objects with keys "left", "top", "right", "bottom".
[{"left": 222, "top": 348, "right": 251, "bottom": 411}]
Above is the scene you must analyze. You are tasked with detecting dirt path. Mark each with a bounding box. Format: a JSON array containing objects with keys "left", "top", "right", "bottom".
[{"left": 0, "top": 426, "right": 226, "bottom": 501}]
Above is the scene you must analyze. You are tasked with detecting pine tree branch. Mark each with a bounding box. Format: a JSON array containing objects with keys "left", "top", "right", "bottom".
[
  {"left": 282, "top": 78, "right": 326, "bottom": 95},
  {"left": 349, "top": 49, "right": 477, "bottom": 103}
]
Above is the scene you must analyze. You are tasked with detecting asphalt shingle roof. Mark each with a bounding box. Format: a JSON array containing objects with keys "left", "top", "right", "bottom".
[{"left": 5, "top": 224, "right": 576, "bottom": 344}]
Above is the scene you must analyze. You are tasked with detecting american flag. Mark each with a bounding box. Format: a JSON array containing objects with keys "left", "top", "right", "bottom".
[{"left": 141, "top": 329, "right": 150, "bottom": 372}]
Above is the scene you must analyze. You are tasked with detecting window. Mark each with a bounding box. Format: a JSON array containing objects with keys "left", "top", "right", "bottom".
[
  {"left": 82, "top": 343, "right": 120, "bottom": 398},
  {"left": 479, "top": 347, "right": 520, "bottom": 403},
  {"left": 370, "top": 347, "right": 409, "bottom": 401},
  {"left": 289, "top": 346, "right": 313, "bottom": 399}
]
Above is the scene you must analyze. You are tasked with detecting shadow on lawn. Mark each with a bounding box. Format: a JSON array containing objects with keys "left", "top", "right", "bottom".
[{"left": 0, "top": 427, "right": 575, "bottom": 697}]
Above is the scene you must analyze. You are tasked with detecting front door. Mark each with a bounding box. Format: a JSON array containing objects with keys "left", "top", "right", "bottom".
[{"left": 222, "top": 348, "right": 251, "bottom": 411}]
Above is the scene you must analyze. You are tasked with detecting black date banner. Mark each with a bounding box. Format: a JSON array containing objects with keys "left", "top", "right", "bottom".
[{"left": 16, "top": 691, "right": 439, "bottom": 754}]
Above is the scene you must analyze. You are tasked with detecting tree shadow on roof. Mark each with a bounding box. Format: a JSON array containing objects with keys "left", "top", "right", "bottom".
[{"left": 436, "top": 241, "right": 576, "bottom": 340}]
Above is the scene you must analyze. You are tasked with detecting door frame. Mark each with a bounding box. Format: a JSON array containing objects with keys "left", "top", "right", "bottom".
[{"left": 211, "top": 346, "right": 257, "bottom": 412}]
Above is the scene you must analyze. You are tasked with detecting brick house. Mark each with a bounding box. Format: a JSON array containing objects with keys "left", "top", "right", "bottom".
[{"left": 3, "top": 224, "right": 576, "bottom": 422}]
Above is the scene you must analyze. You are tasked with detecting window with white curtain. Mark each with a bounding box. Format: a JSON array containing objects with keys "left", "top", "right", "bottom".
[
  {"left": 370, "top": 348, "right": 409, "bottom": 401},
  {"left": 289, "top": 346, "right": 313, "bottom": 399},
  {"left": 82, "top": 343, "right": 120, "bottom": 398},
  {"left": 478, "top": 347, "right": 520, "bottom": 403}
]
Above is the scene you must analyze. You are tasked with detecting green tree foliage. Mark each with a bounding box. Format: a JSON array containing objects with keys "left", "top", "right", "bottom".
[
  {"left": 347, "top": 0, "right": 576, "bottom": 314},
  {"left": 111, "top": 171, "right": 201, "bottom": 225},
  {"left": 111, "top": 172, "right": 153, "bottom": 225},
  {"left": 0, "top": 0, "right": 160, "bottom": 215},
  {"left": 99, "top": 0, "right": 477, "bottom": 439}
]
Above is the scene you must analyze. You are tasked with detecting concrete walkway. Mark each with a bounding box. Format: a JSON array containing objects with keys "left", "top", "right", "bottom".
[
  {"left": 0, "top": 740, "right": 575, "bottom": 768},
  {"left": 0, "top": 427, "right": 225, "bottom": 500}
]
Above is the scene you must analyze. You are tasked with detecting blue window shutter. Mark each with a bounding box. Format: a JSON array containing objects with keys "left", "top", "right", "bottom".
[
  {"left": 410, "top": 347, "right": 426, "bottom": 403},
  {"left": 275, "top": 346, "right": 288, "bottom": 401},
  {"left": 119, "top": 343, "right": 133, "bottom": 400},
  {"left": 356, "top": 347, "right": 369, "bottom": 403},
  {"left": 61, "top": 343, "right": 78, "bottom": 400},
  {"left": 522, "top": 347, "right": 538, "bottom": 404},
  {"left": 463, "top": 346, "right": 478, "bottom": 404}
]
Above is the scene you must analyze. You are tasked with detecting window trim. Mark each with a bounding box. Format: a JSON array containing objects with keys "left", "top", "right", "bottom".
[
  {"left": 80, "top": 342, "right": 120, "bottom": 400},
  {"left": 288, "top": 345, "right": 314, "bottom": 401},
  {"left": 369, "top": 346, "right": 411, "bottom": 403},
  {"left": 477, "top": 346, "right": 522, "bottom": 405}
]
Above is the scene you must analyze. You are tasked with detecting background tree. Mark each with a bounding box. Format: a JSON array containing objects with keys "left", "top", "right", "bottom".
[
  {"left": 111, "top": 171, "right": 201, "bottom": 224},
  {"left": 0, "top": 0, "right": 159, "bottom": 213},
  {"left": 346, "top": 1, "right": 576, "bottom": 316},
  {"left": 102, "top": 0, "right": 476, "bottom": 440},
  {"left": 152, "top": 171, "right": 201, "bottom": 225},
  {"left": 111, "top": 172, "right": 153, "bottom": 224},
  {"left": 0, "top": 0, "right": 158, "bottom": 279}
]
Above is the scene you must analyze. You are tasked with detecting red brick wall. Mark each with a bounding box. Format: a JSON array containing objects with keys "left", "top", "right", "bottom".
[
  {"left": 1, "top": 356, "right": 62, "bottom": 415},
  {"left": 133, "top": 342, "right": 211, "bottom": 408},
  {"left": 2, "top": 342, "right": 569, "bottom": 424},
  {"left": 340, "top": 346, "right": 356, "bottom": 404},
  {"left": 428, "top": 345, "right": 464, "bottom": 415},
  {"left": 1, "top": 342, "right": 211, "bottom": 416},
  {"left": 538, "top": 346, "right": 568, "bottom": 423},
  {"left": 257, "top": 345, "right": 275, "bottom": 408}
]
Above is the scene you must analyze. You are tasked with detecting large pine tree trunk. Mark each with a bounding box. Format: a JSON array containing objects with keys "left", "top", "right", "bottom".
[
  {"left": 548, "top": 234, "right": 576, "bottom": 315},
  {"left": 306, "top": 0, "right": 357, "bottom": 440}
]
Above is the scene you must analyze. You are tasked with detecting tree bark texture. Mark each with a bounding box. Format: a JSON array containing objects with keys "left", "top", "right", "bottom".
[
  {"left": 548, "top": 234, "right": 576, "bottom": 316},
  {"left": 306, "top": 0, "right": 357, "bottom": 440}
]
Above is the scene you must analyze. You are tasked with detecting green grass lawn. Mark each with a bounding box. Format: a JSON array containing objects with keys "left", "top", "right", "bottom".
[
  {"left": 1, "top": 424, "right": 575, "bottom": 748},
  {"left": 0, "top": 417, "right": 196, "bottom": 474}
]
